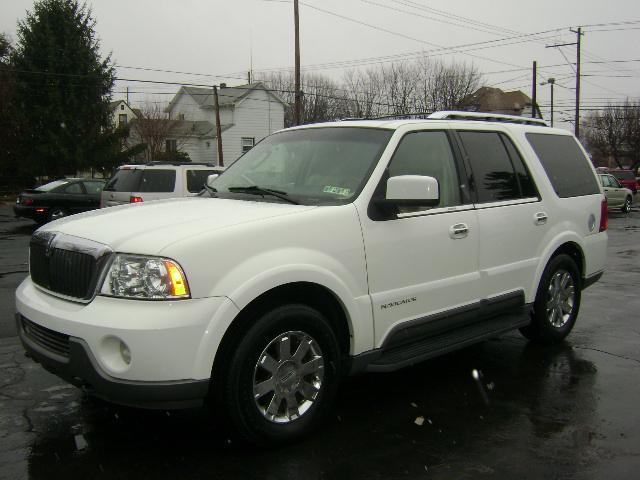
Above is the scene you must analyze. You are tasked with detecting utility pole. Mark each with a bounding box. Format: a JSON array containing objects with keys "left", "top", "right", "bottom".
[
  {"left": 571, "top": 27, "right": 583, "bottom": 138},
  {"left": 548, "top": 78, "right": 555, "bottom": 127},
  {"left": 547, "top": 28, "right": 583, "bottom": 137},
  {"left": 293, "top": 0, "right": 302, "bottom": 126},
  {"left": 213, "top": 85, "right": 224, "bottom": 167},
  {"left": 531, "top": 61, "right": 537, "bottom": 119}
]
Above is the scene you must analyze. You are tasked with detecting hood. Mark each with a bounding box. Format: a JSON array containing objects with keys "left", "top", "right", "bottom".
[{"left": 40, "top": 197, "right": 315, "bottom": 253}]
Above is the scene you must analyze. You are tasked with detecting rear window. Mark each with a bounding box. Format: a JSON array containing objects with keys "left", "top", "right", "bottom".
[
  {"left": 103, "top": 169, "right": 176, "bottom": 193},
  {"left": 104, "top": 169, "right": 142, "bottom": 192},
  {"left": 526, "top": 133, "right": 600, "bottom": 198},
  {"left": 610, "top": 170, "right": 635, "bottom": 180},
  {"left": 186, "top": 169, "right": 215, "bottom": 193},
  {"left": 139, "top": 170, "right": 176, "bottom": 192}
]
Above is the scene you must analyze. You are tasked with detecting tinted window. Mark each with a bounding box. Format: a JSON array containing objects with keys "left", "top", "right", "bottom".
[
  {"left": 139, "top": 170, "right": 176, "bottom": 192},
  {"left": 36, "top": 180, "right": 69, "bottom": 191},
  {"left": 609, "top": 175, "right": 622, "bottom": 188},
  {"left": 104, "top": 169, "right": 142, "bottom": 192},
  {"left": 526, "top": 133, "right": 600, "bottom": 197},
  {"left": 83, "top": 181, "right": 104, "bottom": 194},
  {"left": 501, "top": 134, "right": 539, "bottom": 198},
  {"left": 388, "top": 131, "right": 461, "bottom": 209},
  {"left": 62, "top": 182, "right": 83, "bottom": 194},
  {"left": 186, "top": 169, "right": 215, "bottom": 193},
  {"left": 610, "top": 170, "right": 635, "bottom": 180},
  {"left": 458, "top": 131, "right": 519, "bottom": 203}
]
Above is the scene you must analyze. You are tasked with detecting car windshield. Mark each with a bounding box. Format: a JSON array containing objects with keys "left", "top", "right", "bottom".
[
  {"left": 35, "top": 180, "right": 70, "bottom": 191},
  {"left": 209, "top": 127, "right": 393, "bottom": 205}
]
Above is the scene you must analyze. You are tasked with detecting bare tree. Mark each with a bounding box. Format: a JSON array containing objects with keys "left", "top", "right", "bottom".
[
  {"left": 130, "top": 103, "right": 186, "bottom": 162},
  {"left": 585, "top": 105, "right": 626, "bottom": 168}
]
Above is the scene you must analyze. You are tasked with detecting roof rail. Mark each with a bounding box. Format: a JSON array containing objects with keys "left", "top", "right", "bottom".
[
  {"left": 428, "top": 111, "right": 548, "bottom": 127},
  {"left": 145, "top": 161, "right": 219, "bottom": 167}
]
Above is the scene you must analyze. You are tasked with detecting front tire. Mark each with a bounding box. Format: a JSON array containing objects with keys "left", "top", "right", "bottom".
[
  {"left": 621, "top": 196, "right": 632, "bottom": 213},
  {"left": 218, "top": 304, "right": 341, "bottom": 445},
  {"left": 520, "top": 254, "right": 581, "bottom": 344},
  {"left": 48, "top": 207, "right": 68, "bottom": 222}
]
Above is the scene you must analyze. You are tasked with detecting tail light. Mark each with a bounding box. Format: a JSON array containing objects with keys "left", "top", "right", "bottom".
[
  {"left": 130, "top": 196, "right": 143, "bottom": 203},
  {"left": 599, "top": 198, "right": 608, "bottom": 232},
  {"left": 22, "top": 197, "right": 34, "bottom": 206}
]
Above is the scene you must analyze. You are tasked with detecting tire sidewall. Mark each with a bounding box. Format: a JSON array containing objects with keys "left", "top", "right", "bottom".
[
  {"left": 224, "top": 304, "right": 341, "bottom": 445},
  {"left": 532, "top": 254, "right": 582, "bottom": 343}
]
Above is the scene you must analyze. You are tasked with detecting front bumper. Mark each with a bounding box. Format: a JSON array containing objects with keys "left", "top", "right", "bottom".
[
  {"left": 16, "top": 277, "right": 233, "bottom": 408},
  {"left": 18, "top": 314, "right": 209, "bottom": 409}
]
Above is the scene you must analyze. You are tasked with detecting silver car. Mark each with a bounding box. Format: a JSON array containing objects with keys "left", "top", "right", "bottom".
[
  {"left": 599, "top": 174, "right": 633, "bottom": 213},
  {"left": 101, "top": 162, "right": 224, "bottom": 207}
]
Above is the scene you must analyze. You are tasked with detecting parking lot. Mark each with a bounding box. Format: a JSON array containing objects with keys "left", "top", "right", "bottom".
[{"left": 1, "top": 201, "right": 639, "bottom": 480}]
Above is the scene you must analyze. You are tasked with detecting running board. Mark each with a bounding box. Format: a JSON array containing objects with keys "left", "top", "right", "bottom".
[{"left": 363, "top": 309, "right": 531, "bottom": 373}]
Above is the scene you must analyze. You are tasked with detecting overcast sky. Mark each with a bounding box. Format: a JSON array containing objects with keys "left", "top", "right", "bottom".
[{"left": 2, "top": 0, "right": 640, "bottom": 131}]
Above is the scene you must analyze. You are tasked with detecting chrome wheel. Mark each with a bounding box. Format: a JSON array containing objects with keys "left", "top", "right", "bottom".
[
  {"left": 50, "top": 208, "right": 67, "bottom": 221},
  {"left": 253, "top": 330, "right": 324, "bottom": 424},
  {"left": 622, "top": 197, "right": 632, "bottom": 213},
  {"left": 546, "top": 270, "right": 575, "bottom": 328}
]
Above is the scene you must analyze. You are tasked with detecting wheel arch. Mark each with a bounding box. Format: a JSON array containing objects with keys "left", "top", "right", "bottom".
[
  {"left": 210, "top": 281, "right": 353, "bottom": 386},
  {"left": 531, "top": 239, "right": 586, "bottom": 301}
]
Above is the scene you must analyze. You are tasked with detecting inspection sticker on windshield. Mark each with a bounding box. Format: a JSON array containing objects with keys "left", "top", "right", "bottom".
[{"left": 323, "top": 186, "right": 352, "bottom": 196}]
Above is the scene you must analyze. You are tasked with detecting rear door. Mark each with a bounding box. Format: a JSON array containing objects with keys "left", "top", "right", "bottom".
[{"left": 456, "top": 129, "right": 544, "bottom": 305}]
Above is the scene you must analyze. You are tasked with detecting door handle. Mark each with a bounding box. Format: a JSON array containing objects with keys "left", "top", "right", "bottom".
[
  {"left": 449, "top": 223, "right": 469, "bottom": 239},
  {"left": 534, "top": 212, "right": 548, "bottom": 225}
]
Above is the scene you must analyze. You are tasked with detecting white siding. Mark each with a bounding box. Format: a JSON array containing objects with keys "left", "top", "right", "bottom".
[
  {"left": 219, "top": 89, "right": 285, "bottom": 165},
  {"left": 168, "top": 92, "right": 209, "bottom": 121},
  {"left": 177, "top": 137, "right": 217, "bottom": 164},
  {"left": 111, "top": 101, "right": 138, "bottom": 128}
]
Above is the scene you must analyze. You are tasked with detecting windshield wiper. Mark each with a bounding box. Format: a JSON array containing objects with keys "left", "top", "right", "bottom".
[
  {"left": 227, "top": 185, "right": 300, "bottom": 205},
  {"left": 203, "top": 183, "right": 217, "bottom": 196}
]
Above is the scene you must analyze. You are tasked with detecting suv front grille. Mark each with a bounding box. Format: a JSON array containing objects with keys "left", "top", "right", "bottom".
[
  {"left": 21, "top": 317, "right": 70, "bottom": 358},
  {"left": 29, "top": 232, "right": 111, "bottom": 302}
]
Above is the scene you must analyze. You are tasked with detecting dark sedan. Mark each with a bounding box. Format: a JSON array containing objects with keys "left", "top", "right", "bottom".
[{"left": 14, "top": 178, "right": 106, "bottom": 224}]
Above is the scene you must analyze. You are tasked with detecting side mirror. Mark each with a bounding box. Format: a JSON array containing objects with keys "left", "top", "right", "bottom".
[
  {"left": 385, "top": 175, "right": 440, "bottom": 206},
  {"left": 206, "top": 174, "right": 219, "bottom": 188}
]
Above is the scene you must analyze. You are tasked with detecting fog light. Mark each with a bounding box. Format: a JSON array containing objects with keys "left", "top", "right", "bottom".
[{"left": 120, "top": 341, "right": 131, "bottom": 365}]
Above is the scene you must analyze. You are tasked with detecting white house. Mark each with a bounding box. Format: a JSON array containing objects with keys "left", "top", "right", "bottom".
[
  {"left": 108, "top": 100, "right": 139, "bottom": 129},
  {"left": 163, "top": 82, "right": 286, "bottom": 165}
]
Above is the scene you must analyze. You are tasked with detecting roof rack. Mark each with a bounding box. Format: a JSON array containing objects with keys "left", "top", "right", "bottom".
[
  {"left": 145, "top": 161, "right": 220, "bottom": 167},
  {"left": 428, "top": 111, "right": 548, "bottom": 127}
]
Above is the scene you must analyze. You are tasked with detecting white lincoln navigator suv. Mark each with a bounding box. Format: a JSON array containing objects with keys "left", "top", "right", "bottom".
[{"left": 16, "top": 112, "right": 608, "bottom": 444}]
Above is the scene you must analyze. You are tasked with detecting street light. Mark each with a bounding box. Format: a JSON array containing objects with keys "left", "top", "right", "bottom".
[{"left": 540, "top": 78, "right": 556, "bottom": 127}]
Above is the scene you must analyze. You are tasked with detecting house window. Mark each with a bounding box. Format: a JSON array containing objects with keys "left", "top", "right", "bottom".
[
  {"left": 120, "top": 104, "right": 125, "bottom": 110},
  {"left": 166, "top": 139, "right": 177, "bottom": 152},
  {"left": 178, "top": 113, "right": 185, "bottom": 120},
  {"left": 119, "top": 114, "right": 128, "bottom": 126},
  {"left": 241, "top": 137, "right": 255, "bottom": 153}
]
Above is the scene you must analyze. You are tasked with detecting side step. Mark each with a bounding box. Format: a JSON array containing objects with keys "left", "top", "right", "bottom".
[{"left": 366, "top": 310, "right": 531, "bottom": 373}]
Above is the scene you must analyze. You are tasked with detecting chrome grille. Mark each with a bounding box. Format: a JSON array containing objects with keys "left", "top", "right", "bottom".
[
  {"left": 29, "top": 231, "right": 111, "bottom": 302},
  {"left": 21, "top": 317, "right": 70, "bottom": 358}
]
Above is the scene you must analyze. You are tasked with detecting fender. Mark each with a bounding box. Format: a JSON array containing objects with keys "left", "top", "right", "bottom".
[{"left": 529, "top": 230, "right": 585, "bottom": 302}]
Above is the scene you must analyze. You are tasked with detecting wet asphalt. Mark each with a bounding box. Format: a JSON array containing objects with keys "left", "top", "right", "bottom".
[{"left": 0, "top": 201, "right": 639, "bottom": 480}]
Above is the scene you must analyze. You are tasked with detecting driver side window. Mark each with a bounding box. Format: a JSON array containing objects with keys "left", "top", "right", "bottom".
[{"left": 388, "top": 131, "right": 462, "bottom": 211}]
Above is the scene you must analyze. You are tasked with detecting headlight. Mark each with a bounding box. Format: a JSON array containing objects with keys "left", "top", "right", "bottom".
[{"left": 100, "top": 254, "right": 190, "bottom": 300}]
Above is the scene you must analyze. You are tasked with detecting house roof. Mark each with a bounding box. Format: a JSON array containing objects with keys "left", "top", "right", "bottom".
[
  {"left": 458, "top": 87, "right": 533, "bottom": 114},
  {"left": 165, "top": 82, "right": 287, "bottom": 113},
  {"left": 130, "top": 119, "right": 233, "bottom": 139}
]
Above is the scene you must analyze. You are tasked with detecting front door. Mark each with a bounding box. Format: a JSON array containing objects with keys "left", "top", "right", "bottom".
[{"left": 359, "top": 130, "right": 481, "bottom": 347}]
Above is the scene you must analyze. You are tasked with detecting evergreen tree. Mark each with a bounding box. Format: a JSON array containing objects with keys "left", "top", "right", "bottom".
[{"left": 11, "top": 0, "right": 114, "bottom": 177}]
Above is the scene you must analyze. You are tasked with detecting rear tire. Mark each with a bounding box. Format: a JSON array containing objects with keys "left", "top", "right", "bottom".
[
  {"left": 520, "top": 254, "right": 581, "bottom": 344},
  {"left": 217, "top": 304, "right": 341, "bottom": 445}
]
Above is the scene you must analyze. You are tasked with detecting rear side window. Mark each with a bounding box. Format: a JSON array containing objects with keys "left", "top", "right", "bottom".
[
  {"left": 139, "top": 170, "right": 176, "bottom": 193},
  {"left": 458, "top": 131, "right": 521, "bottom": 203},
  {"left": 186, "top": 169, "right": 215, "bottom": 193},
  {"left": 610, "top": 170, "right": 635, "bottom": 180},
  {"left": 104, "top": 169, "right": 142, "bottom": 192},
  {"left": 526, "top": 133, "right": 600, "bottom": 197}
]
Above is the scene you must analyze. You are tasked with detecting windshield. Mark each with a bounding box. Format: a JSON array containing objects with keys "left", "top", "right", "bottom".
[
  {"left": 35, "top": 180, "right": 70, "bottom": 192},
  {"left": 209, "top": 127, "right": 393, "bottom": 205}
]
